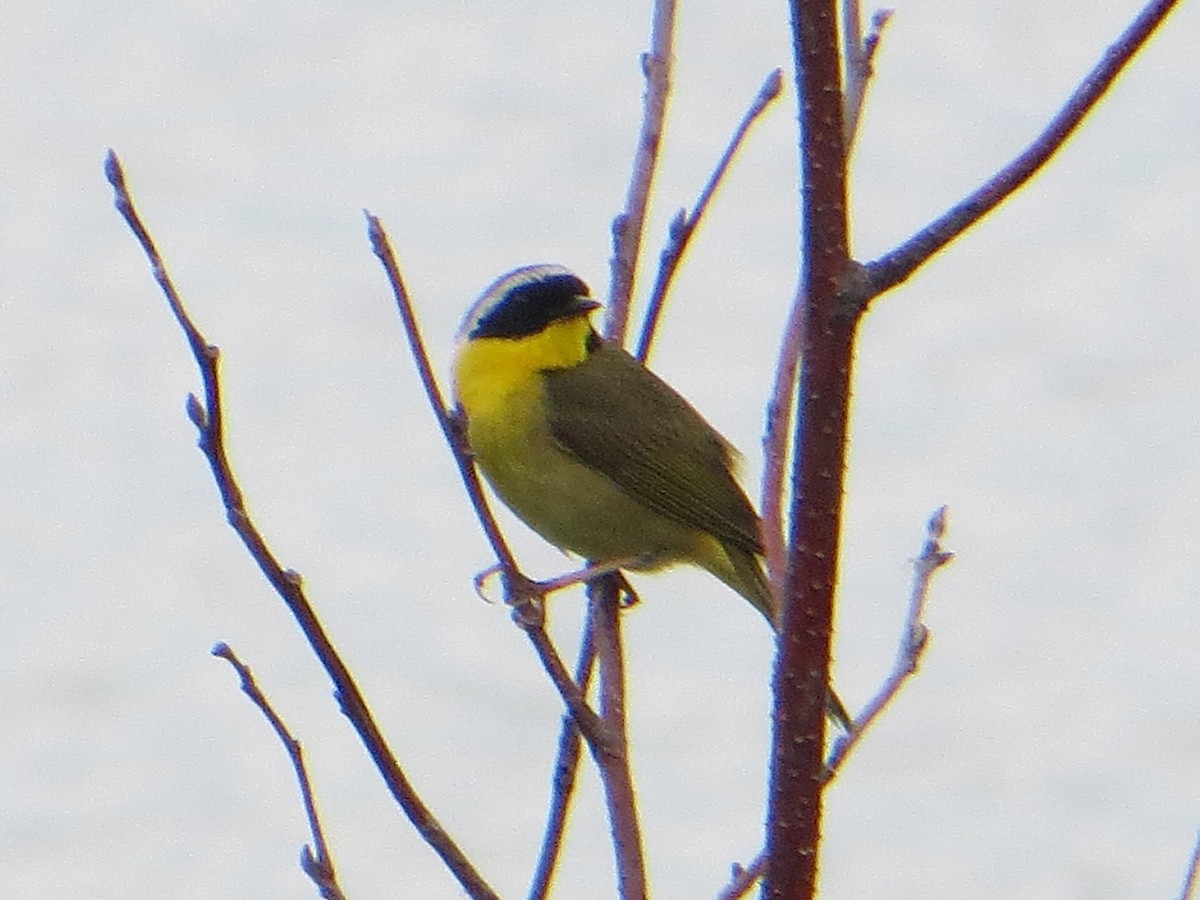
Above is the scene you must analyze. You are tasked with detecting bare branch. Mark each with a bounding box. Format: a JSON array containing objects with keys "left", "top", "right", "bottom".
[
  {"left": 762, "top": 4, "right": 890, "bottom": 587},
  {"left": 106, "top": 152, "right": 500, "bottom": 900},
  {"left": 590, "top": 576, "right": 647, "bottom": 900},
  {"left": 636, "top": 68, "right": 784, "bottom": 363},
  {"left": 767, "top": 0, "right": 854, "bottom": 892},
  {"left": 823, "top": 507, "right": 953, "bottom": 780},
  {"left": 862, "top": 9, "right": 892, "bottom": 68},
  {"left": 765, "top": 3, "right": 1176, "bottom": 892},
  {"left": 606, "top": 0, "right": 676, "bottom": 344},
  {"left": 863, "top": 0, "right": 1182, "bottom": 305},
  {"left": 717, "top": 853, "right": 766, "bottom": 900},
  {"left": 842, "top": 6, "right": 893, "bottom": 153},
  {"left": 212, "top": 643, "right": 347, "bottom": 900},
  {"left": 366, "top": 214, "right": 521, "bottom": 580},
  {"left": 367, "top": 214, "right": 615, "bottom": 755},
  {"left": 793, "top": 0, "right": 1182, "bottom": 535},
  {"left": 524, "top": 580, "right": 645, "bottom": 900},
  {"left": 728, "top": 508, "right": 951, "bottom": 897},
  {"left": 760, "top": 283, "right": 805, "bottom": 594},
  {"left": 840, "top": 0, "right": 863, "bottom": 135},
  {"left": 521, "top": 617, "right": 613, "bottom": 753},
  {"left": 1179, "top": 831, "right": 1200, "bottom": 900},
  {"left": 528, "top": 624, "right": 598, "bottom": 900}
]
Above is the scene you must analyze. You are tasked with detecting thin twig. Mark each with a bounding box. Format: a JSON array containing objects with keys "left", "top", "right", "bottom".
[
  {"left": 725, "top": 507, "right": 952, "bottom": 899},
  {"left": 523, "top": 621, "right": 612, "bottom": 752},
  {"left": 528, "top": 622, "right": 598, "bottom": 900},
  {"left": 606, "top": 0, "right": 676, "bottom": 345},
  {"left": 862, "top": 10, "right": 893, "bottom": 73},
  {"left": 840, "top": 0, "right": 864, "bottom": 136},
  {"left": 106, "top": 152, "right": 500, "bottom": 900},
  {"left": 590, "top": 575, "right": 647, "bottom": 900},
  {"left": 759, "top": 282, "right": 806, "bottom": 594},
  {"left": 842, "top": 6, "right": 893, "bottom": 154},
  {"left": 635, "top": 68, "right": 784, "bottom": 363},
  {"left": 366, "top": 215, "right": 520, "bottom": 579},
  {"left": 717, "top": 853, "right": 766, "bottom": 900},
  {"left": 366, "top": 214, "right": 614, "bottom": 755},
  {"left": 863, "top": 0, "right": 1182, "bottom": 305},
  {"left": 823, "top": 506, "right": 953, "bottom": 780},
  {"left": 212, "top": 643, "right": 347, "bottom": 900},
  {"left": 1179, "top": 831, "right": 1200, "bottom": 900}
]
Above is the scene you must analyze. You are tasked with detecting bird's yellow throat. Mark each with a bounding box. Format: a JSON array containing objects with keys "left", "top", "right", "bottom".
[{"left": 454, "top": 316, "right": 593, "bottom": 421}]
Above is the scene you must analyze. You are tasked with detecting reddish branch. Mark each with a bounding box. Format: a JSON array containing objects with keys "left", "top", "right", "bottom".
[
  {"left": 766, "top": 1, "right": 1179, "bottom": 897},
  {"left": 862, "top": 0, "right": 1182, "bottom": 305},
  {"left": 766, "top": 0, "right": 854, "bottom": 896},
  {"left": 720, "top": 509, "right": 952, "bottom": 900},
  {"left": 106, "top": 152, "right": 500, "bottom": 900},
  {"left": 761, "top": 11, "right": 885, "bottom": 596}
]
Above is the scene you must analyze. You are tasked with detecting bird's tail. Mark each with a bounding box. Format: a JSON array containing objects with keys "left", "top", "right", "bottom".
[{"left": 722, "top": 545, "right": 854, "bottom": 731}]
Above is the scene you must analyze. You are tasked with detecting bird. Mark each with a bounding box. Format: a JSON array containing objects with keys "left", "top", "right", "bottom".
[{"left": 452, "top": 264, "right": 850, "bottom": 726}]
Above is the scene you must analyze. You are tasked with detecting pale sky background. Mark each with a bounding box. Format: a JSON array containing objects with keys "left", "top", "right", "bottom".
[{"left": 2, "top": 1, "right": 1199, "bottom": 898}]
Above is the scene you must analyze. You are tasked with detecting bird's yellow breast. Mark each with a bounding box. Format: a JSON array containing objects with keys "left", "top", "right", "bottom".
[
  {"left": 451, "top": 312, "right": 774, "bottom": 617},
  {"left": 452, "top": 316, "right": 688, "bottom": 564}
]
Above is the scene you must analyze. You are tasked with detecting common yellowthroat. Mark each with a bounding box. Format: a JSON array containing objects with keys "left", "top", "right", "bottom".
[
  {"left": 453, "top": 264, "right": 776, "bottom": 624},
  {"left": 453, "top": 265, "right": 850, "bottom": 727}
]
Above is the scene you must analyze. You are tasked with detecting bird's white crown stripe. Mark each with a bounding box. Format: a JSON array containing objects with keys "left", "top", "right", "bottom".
[{"left": 456, "top": 264, "right": 576, "bottom": 342}]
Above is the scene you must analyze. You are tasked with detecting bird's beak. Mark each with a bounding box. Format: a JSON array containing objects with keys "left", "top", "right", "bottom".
[{"left": 571, "top": 296, "right": 602, "bottom": 316}]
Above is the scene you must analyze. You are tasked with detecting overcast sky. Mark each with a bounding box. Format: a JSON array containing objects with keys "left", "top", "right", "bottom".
[{"left": 2, "top": 1, "right": 1198, "bottom": 898}]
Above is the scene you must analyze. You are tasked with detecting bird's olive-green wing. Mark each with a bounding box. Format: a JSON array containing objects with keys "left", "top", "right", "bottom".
[{"left": 543, "top": 341, "right": 762, "bottom": 555}]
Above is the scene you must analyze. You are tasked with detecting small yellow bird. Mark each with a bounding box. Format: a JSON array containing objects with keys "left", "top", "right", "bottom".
[
  {"left": 453, "top": 265, "right": 850, "bottom": 727},
  {"left": 452, "top": 264, "right": 776, "bottom": 625}
]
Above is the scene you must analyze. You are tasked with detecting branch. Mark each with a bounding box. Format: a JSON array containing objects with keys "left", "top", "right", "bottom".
[
  {"left": 842, "top": 6, "right": 892, "bottom": 154},
  {"left": 635, "top": 68, "right": 784, "bottom": 363},
  {"left": 606, "top": 0, "right": 676, "bottom": 344},
  {"left": 213, "top": 643, "right": 347, "bottom": 900},
  {"left": 764, "top": 3, "right": 1176, "bottom": 896},
  {"left": 767, "top": 0, "right": 854, "bottom": 896},
  {"left": 528, "top": 623, "right": 598, "bottom": 900},
  {"left": 365, "top": 215, "right": 520, "bottom": 579},
  {"left": 768, "top": 0, "right": 1175, "bottom": 655},
  {"left": 823, "top": 507, "right": 953, "bottom": 780},
  {"left": 760, "top": 9, "right": 884, "bottom": 594},
  {"left": 366, "top": 214, "right": 614, "bottom": 754},
  {"left": 731, "top": 509, "right": 950, "bottom": 899},
  {"left": 105, "top": 151, "right": 500, "bottom": 900},
  {"left": 1179, "top": 831, "right": 1200, "bottom": 900},
  {"left": 589, "top": 575, "right": 647, "bottom": 900},
  {"left": 717, "top": 853, "right": 766, "bottom": 900},
  {"left": 759, "top": 281, "right": 805, "bottom": 593},
  {"left": 863, "top": 0, "right": 1182, "bottom": 305},
  {"left": 522, "top": 618, "right": 612, "bottom": 750}
]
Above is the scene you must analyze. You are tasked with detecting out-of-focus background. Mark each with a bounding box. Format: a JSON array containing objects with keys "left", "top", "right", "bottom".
[{"left": 2, "top": 1, "right": 1198, "bottom": 897}]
